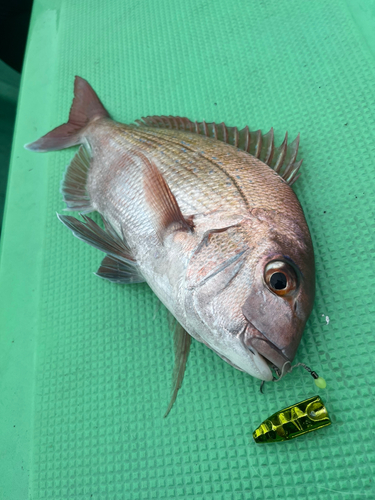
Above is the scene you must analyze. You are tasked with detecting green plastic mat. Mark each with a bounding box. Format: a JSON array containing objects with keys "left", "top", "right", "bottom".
[{"left": 1, "top": 1, "right": 374, "bottom": 499}]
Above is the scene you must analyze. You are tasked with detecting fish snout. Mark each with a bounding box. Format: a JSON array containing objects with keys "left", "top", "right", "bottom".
[
  {"left": 241, "top": 259, "right": 314, "bottom": 370},
  {"left": 244, "top": 324, "right": 292, "bottom": 371},
  {"left": 242, "top": 295, "right": 307, "bottom": 368}
]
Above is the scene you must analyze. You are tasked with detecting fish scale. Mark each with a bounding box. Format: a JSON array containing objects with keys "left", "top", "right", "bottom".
[
  {"left": 116, "top": 125, "right": 249, "bottom": 213},
  {"left": 123, "top": 125, "right": 303, "bottom": 216},
  {"left": 26, "top": 76, "right": 315, "bottom": 414}
]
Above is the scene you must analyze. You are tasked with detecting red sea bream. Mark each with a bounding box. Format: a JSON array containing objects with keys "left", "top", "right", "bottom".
[{"left": 26, "top": 77, "right": 315, "bottom": 415}]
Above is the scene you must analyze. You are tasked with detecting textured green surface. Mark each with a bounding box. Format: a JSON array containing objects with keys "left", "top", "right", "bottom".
[{"left": 1, "top": 0, "right": 375, "bottom": 499}]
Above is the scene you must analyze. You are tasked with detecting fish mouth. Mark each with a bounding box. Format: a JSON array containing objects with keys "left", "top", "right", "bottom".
[{"left": 244, "top": 323, "right": 292, "bottom": 372}]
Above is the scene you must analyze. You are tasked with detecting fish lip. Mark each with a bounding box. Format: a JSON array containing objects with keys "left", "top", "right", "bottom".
[{"left": 243, "top": 323, "right": 291, "bottom": 371}]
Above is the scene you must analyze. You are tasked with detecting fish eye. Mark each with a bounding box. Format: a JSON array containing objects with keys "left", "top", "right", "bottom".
[
  {"left": 264, "top": 261, "right": 298, "bottom": 296},
  {"left": 270, "top": 272, "right": 287, "bottom": 290}
]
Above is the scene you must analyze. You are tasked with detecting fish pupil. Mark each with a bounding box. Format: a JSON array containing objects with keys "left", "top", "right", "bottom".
[{"left": 270, "top": 272, "right": 287, "bottom": 290}]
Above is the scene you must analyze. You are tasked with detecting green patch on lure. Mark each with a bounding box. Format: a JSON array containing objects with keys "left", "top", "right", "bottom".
[{"left": 253, "top": 396, "right": 331, "bottom": 443}]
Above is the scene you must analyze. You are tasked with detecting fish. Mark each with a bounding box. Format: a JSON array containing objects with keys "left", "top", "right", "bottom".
[{"left": 26, "top": 76, "right": 315, "bottom": 415}]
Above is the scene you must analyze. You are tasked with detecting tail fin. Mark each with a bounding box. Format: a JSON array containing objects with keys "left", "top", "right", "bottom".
[{"left": 25, "top": 76, "right": 109, "bottom": 152}]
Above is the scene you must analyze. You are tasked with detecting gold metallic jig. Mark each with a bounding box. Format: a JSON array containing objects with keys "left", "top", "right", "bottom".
[{"left": 253, "top": 395, "right": 331, "bottom": 443}]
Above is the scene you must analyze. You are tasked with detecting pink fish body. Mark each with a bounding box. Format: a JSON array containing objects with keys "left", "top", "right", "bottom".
[{"left": 26, "top": 77, "right": 315, "bottom": 414}]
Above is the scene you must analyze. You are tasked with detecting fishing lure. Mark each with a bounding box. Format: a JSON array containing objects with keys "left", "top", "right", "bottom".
[{"left": 253, "top": 395, "right": 331, "bottom": 443}]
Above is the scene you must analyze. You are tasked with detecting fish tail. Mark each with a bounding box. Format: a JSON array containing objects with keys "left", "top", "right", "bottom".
[{"left": 25, "top": 76, "right": 109, "bottom": 152}]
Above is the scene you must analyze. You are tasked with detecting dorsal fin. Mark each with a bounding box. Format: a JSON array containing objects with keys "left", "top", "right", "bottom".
[{"left": 135, "top": 116, "right": 303, "bottom": 186}]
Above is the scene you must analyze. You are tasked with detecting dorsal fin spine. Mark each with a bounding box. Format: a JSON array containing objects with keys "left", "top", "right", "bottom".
[
  {"left": 234, "top": 127, "right": 239, "bottom": 147},
  {"left": 287, "top": 159, "right": 303, "bottom": 185},
  {"left": 213, "top": 122, "right": 218, "bottom": 139},
  {"left": 178, "top": 117, "right": 185, "bottom": 130},
  {"left": 136, "top": 116, "right": 303, "bottom": 185},
  {"left": 244, "top": 126, "right": 250, "bottom": 152},
  {"left": 274, "top": 133, "right": 288, "bottom": 173},
  {"left": 222, "top": 122, "right": 228, "bottom": 143},
  {"left": 284, "top": 134, "right": 300, "bottom": 173},
  {"left": 254, "top": 130, "right": 262, "bottom": 158},
  {"left": 262, "top": 128, "right": 274, "bottom": 164}
]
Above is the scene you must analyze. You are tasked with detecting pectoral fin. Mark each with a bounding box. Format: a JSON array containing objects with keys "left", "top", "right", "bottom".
[
  {"left": 57, "top": 214, "right": 145, "bottom": 284},
  {"left": 140, "top": 152, "right": 194, "bottom": 238},
  {"left": 96, "top": 255, "right": 145, "bottom": 284},
  {"left": 164, "top": 319, "right": 192, "bottom": 418}
]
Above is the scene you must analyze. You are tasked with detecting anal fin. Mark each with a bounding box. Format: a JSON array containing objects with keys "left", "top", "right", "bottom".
[
  {"left": 57, "top": 213, "right": 145, "bottom": 284},
  {"left": 61, "top": 145, "right": 93, "bottom": 213},
  {"left": 164, "top": 319, "right": 192, "bottom": 418}
]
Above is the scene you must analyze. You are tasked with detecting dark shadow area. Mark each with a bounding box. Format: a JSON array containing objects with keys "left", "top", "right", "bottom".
[
  {"left": 0, "top": 0, "right": 34, "bottom": 72},
  {"left": 0, "top": 89, "right": 18, "bottom": 233},
  {"left": 0, "top": 0, "right": 33, "bottom": 235}
]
